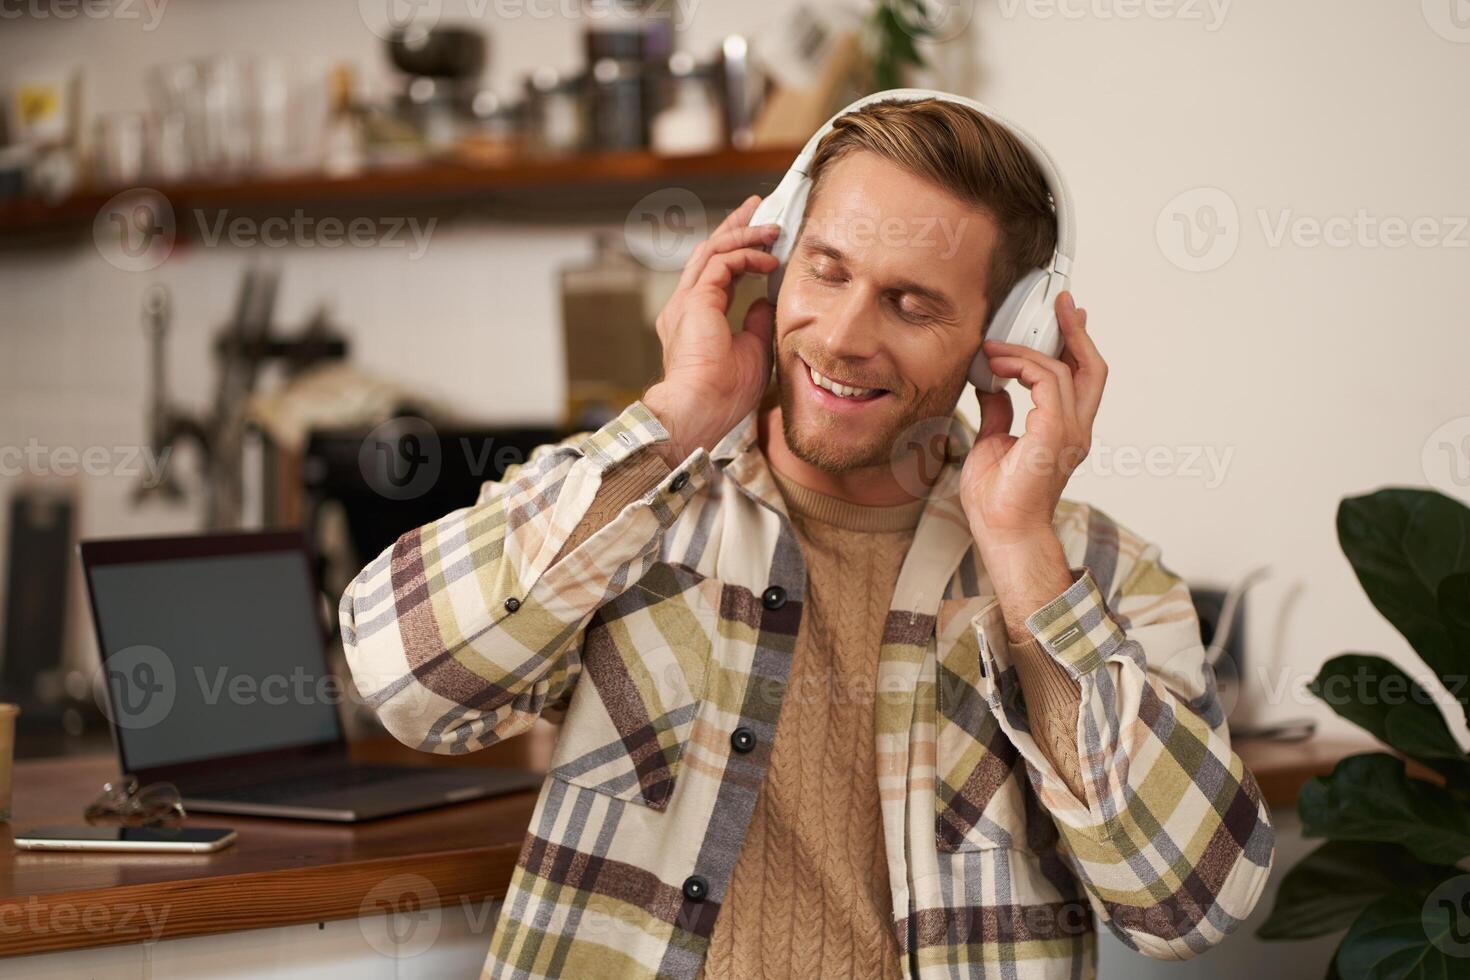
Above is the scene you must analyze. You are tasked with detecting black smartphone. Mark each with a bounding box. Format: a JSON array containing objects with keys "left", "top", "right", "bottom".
[{"left": 14, "top": 826, "right": 238, "bottom": 853}]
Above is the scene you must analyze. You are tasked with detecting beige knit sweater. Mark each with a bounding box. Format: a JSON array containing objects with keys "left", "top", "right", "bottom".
[{"left": 696, "top": 467, "right": 925, "bottom": 980}]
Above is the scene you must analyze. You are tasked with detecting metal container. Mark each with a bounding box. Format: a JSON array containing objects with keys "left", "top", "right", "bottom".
[{"left": 588, "top": 58, "right": 646, "bottom": 151}]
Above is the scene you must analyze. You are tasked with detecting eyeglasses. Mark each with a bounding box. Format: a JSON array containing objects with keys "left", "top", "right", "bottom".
[{"left": 84, "top": 776, "right": 187, "bottom": 826}]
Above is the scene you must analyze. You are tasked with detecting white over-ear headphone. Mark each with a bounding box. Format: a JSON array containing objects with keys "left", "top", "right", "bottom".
[{"left": 750, "top": 88, "right": 1075, "bottom": 394}]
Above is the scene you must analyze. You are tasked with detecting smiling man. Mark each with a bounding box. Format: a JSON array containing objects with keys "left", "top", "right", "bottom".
[{"left": 340, "top": 96, "right": 1274, "bottom": 979}]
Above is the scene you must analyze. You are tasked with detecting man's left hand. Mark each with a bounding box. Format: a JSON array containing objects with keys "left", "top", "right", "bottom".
[{"left": 959, "top": 290, "right": 1106, "bottom": 572}]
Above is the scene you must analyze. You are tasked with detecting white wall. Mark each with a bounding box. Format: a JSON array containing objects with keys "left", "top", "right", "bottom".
[{"left": 3, "top": 0, "right": 1469, "bottom": 742}]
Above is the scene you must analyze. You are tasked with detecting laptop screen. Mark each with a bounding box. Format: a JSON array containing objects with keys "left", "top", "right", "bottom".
[{"left": 86, "top": 545, "right": 342, "bottom": 771}]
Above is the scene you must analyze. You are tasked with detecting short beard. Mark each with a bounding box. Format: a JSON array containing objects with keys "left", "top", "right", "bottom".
[{"left": 771, "top": 329, "right": 969, "bottom": 476}]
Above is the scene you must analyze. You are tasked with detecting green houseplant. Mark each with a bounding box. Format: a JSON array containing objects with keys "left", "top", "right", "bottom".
[
  {"left": 868, "top": 0, "right": 936, "bottom": 89},
  {"left": 1258, "top": 487, "right": 1470, "bottom": 978}
]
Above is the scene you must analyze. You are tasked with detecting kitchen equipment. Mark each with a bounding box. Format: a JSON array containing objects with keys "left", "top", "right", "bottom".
[
  {"left": 93, "top": 111, "right": 148, "bottom": 186},
  {"left": 651, "top": 52, "right": 723, "bottom": 155},
  {"left": 718, "top": 35, "right": 761, "bottom": 149},
  {"left": 385, "top": 26, "right": 488, "bottom": 156},
  {"left": 589, "top": 58, "right": 646, "bottom": 150},
  {"left": 388, "top": 26, "right": 486, "bottom": 80},
  {"left": 523, "top": 68, "right": 586, "bottom": 157},
  {"left": 456, "top": 89, "right": 524, "bottom": 165}
]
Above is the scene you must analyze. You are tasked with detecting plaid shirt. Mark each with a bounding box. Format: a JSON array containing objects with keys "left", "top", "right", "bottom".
[{"left": 339, "top": 398, "right": 1275, "bottom": 979}]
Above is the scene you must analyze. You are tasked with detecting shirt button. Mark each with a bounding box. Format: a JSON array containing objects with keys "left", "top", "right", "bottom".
[
  {"left": 682, "top": 874, "right": 709, "bottom": 902},
  {"left": 730, "top": 727, "right": 756, "bottom": 754},
  {"left": 761, "top": 586, "right": 786, "bottom": 610},
  {"left": 670, "top": 472, "right": 689, "bottom": 492},
  {"left": 503, "top": 597, "right": 521, "bottom": 613}
]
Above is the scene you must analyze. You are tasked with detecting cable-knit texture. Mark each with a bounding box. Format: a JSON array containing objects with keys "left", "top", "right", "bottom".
[{"left": 697, "top": 468, "right": 923, "bottom": 980}]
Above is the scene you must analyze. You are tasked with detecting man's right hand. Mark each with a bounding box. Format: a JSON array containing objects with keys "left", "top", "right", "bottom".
[{"left": 641, "top": 194, "right": 782, "bottom": 468}]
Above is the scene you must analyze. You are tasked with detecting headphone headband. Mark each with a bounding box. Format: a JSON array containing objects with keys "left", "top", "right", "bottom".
[{"left": 784, "top": 88, "right": 1074, "bottom": 272}]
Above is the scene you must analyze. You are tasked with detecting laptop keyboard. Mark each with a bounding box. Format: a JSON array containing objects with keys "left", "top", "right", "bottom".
[{"left": 189, "top": 765, "right": 435, "bottom": 802}]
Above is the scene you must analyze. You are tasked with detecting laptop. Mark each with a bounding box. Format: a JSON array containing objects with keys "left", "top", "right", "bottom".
[{"left": 79, "top": 529, "right": 545, "bottom": 822}]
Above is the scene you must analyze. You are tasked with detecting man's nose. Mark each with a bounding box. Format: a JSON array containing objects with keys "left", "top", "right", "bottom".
[{"left": 818, "top": 288, "right": 882, "bottom": 362}]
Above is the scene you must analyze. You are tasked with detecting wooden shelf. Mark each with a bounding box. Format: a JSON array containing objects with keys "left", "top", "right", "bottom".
[{"left": 0, "top": 144, "right": 801, "bottom": 245}]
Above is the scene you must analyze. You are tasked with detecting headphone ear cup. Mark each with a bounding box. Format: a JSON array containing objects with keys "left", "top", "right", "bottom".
[
  {"left": 757, "top": 176, "right": 810, "bottom": 304},
  {"left": 969, "top": 268, "right": 1050, "bottom": 392}
]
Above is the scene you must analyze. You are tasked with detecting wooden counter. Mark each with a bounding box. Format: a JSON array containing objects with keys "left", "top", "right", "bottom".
[
  {"left": 0, "top": 735, "right": 549, "bottom": 958},
  {"left": 0, "top": 732, "right": 1377, "bottom": 959}
]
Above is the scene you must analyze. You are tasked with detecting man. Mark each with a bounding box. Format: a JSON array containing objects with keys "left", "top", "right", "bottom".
[{"left": 340, "top": 97, "right": 1274, "bottom": 979}]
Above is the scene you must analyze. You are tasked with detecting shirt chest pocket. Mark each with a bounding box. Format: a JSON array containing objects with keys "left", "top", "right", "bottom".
[
  {"left": 933, "top": 595, "right": 1031, "bottom": 852},
  {"left": 544, "top": 565, "right": 718, "bottom": 811}
]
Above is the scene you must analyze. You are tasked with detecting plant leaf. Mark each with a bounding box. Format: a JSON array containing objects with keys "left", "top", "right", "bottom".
[
  {"left": 1337, "top": 489, "right": 1470, "bottom": 726},
  {"left": 1439, "top": 572, "right": 1470, "bottom": 687},
  {"left": 1308, "top": 654, "right": 1470, "bottom": 785},
  {"left": 1257, "top": 840, "right": 1457, "bottom": 941},
  {"left": 1298, "top": 753, "right": 1470, "bottom": 866},
  {"left": 1335, "top": 892, "right": 1459, "bottom": 980}
]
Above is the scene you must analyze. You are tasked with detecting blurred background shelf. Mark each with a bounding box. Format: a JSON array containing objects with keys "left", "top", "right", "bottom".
[{"left": 0, "top": 144, "right": 801, "bottom": 244}]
